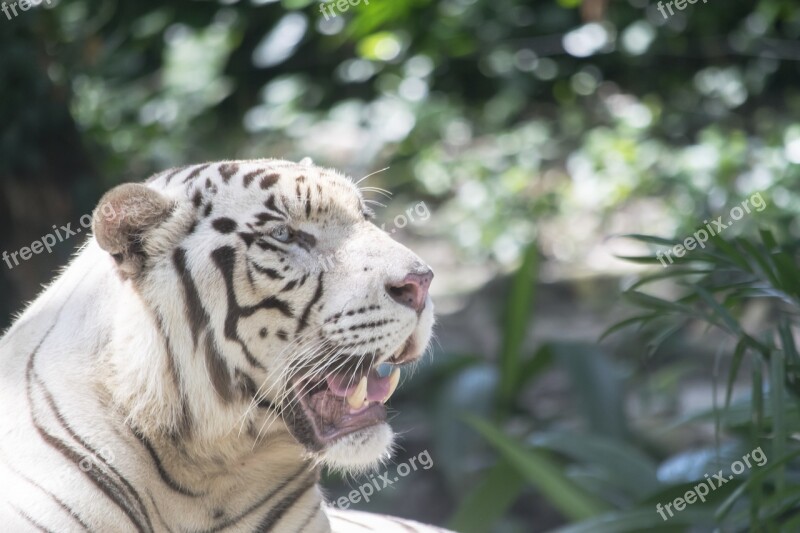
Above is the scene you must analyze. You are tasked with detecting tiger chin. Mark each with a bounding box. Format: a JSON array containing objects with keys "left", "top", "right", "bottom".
[{"left": 0, "top": 159, "right": 449, "bottom": 532}]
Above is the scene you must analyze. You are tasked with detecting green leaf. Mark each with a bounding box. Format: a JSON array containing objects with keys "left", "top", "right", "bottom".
[
  {"left": 770, "top": 349, "right": 787, "bottom": 492},
  {"left": 622, "top": 290, "right": 694, "bottom": 315},
  {"left": 758, "top": 229, "right": 778, "bottom": 250},
  {"left": 617, "top": 234, "right": 682, "bottom": 247},
  {"left": 708, "top": 233, "right": 751, "bottom": 271},
  {"left": 760, "top": 229, "right": 800, "bottom": 297},
  {"left": 715, "top": 447, "right": 800, "bottom": 520},
  {"left": 663, "top": 392, "right": 800, "bottom": 431},
  {"left": 550, "top": 508, "right": 712, "bottom": 533},
  {"left": 738, "top": 238, "right": 780, "bottom": 287},
  {"left": 749, "top": 484, "right": 800, "bottom": 527},
  {"left": 600, "top": 313, "right": 661, "bottom": 341},
  {"left": 724, "top": 339, "right": 748, "bottom": 411},
  {"left": 498, "top": 244, "right": 538, "bottom": 409},
  {"left": 752, "top": 361, "right": 764, "bottom": 442},
  {"left": 626, "top": 267, "right": 715, "bottom": 292},
  {"left": 514, "top": 343, "right": 555, "bottom": 392},
  {"left": 553, "top": 343, "right": 628, "bottom": 440},
  {"left": 692, "top": 285, "right": 743, "bottom": 335},
  {"left": 613, "top": 255, "right": 669, "bottom": 266},
  {"left": 646, "top": 320, "right": 687, "bottom": 357},
  {"left": 447, "top": 460, "right": 525, "bottom": 533},
  {"left": 465, "top": 416, "right": 609, "bottom": 521},
  {"left": 531, "top": 432, "right": 661, "bottom": 499}
]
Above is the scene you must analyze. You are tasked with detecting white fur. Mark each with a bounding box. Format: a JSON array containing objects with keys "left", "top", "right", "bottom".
[{"left": 0, "top": 159, "right": 445, "bottom": 532}]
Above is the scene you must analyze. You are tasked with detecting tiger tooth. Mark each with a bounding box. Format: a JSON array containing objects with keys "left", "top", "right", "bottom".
[
  {"left": 347, "top": 377, "right": 368, "bottom": 409},
  {"left": 382, "top": 367, "right": 401, "bottom": 404}
]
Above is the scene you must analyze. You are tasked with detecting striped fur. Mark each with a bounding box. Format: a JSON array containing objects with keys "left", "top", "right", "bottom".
[{"left": 0, "top": 160, "right": 447, "bottom": 532}]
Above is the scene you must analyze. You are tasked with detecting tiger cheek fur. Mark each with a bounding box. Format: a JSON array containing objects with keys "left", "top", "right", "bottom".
[{"left": 0, "top": 159, "right": 440, "bottom": 533}]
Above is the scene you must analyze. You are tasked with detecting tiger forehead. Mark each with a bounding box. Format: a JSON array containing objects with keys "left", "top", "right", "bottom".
[
  {"left": 281, "top": 171, "right": 366, "bottom": 222},
  {"left": 162, "top": 160, "right": 368, "bottom": 222}
]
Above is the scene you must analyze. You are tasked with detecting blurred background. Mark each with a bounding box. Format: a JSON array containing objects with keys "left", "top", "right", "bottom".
[{"left": 3, "top": 0, "right": 800, "bottom": 531}]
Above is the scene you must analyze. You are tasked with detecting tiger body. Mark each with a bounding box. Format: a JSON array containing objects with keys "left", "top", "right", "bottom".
[{"left": 0, "top": 160, "right": 445, "bottom": 532}]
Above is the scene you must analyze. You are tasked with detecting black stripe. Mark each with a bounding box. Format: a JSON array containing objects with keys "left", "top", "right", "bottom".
[
  {"left": 238, "top": 231, "right": 256, "bottom": 248},
  {"left": 264, "top": 195, "right": 288, "bottom": 218},
  {"left": 235, "top": 368, "right": 258, "bottom": 399},
  {"left": 296, "top": 507, "right": 322, "bottom": 532},
  {"left": 218, "top": 163, "right": 239, "bottom": 183},
  {"left": 253, "top": 475, "right": 316, "bottom": 532},
  {"left": 12, "top": 267, "right": 152, "bottom": 532},
  {"left": 147, "top": 492, "right": 176, "bottom": 533},
  {"left": 294, "top": 229, "right": 316, "bottom": 251},
  {"left": 251, "top": 261, "right": 284, "bottom": 280},
  {"left": 260, "top": 173, "right": 280, "bottom": 189},
  {"left": 133, "top": 432, "right": 201, "bottom": 497},
  {"left": 173, "top": 248, "right": 210, "bottom": 348},
  {"left": 255, "top": 211, "right": 284, "bottom": 225},
  {"left": 152, "top": 311, "right": 191, "bottom": 436},
  {"left": 245, "top": 263, "right": 257, "bottom": 289},
  {"left": 183, "top": 163, "right": 211, "bottom": 184},
  {"left": 12, "top": 505, "right": 55, "bottom": 533},
  {"left": 27, "top": 353, "right": 152, "bottom": 532},
  {"left": 256, "top": 240, "right": 288, "bottom": 254},
  {"left": 243, "top": 169, "right": 265, "bottom": 187},
  {"left": 0, "top": 452, "right": 92, "bottom": 532},
  {"left": 204, "top": 330, "right": 233, "bottom": 402},
  {"left": 21, "top": 281, "right": 154, "bottom": 533},
  {"left": 33, "top": 371, "right": 154, "bottom": 532},
  {"left": 194, "top": 464, "right": 311, "bottom": 533},
  {"left": 296, "top": 272, "right": 324, "bottom": 334},
  {"left": 162, "top": 166, "right": 189, "bottom": 184},
  {"left": 211, "top": 246, "right": 293, "bottom": 369}
]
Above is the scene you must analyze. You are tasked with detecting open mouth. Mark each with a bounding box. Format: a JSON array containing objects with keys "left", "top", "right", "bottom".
[
  {"left": 289, "top": 362, "right": 402, "bottom": 447},
  {"left": 280, "top": 333, "right": 424, "bottom": 451}
]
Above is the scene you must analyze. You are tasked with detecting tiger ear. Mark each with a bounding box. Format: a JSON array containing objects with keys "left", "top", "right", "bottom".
[{"left": 93, "top": 183, "right": 174, "bottom": 277}]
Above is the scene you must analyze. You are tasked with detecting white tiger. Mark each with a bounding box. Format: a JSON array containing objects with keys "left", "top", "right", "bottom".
[{"left": 0, "top": 159, "right": 452, "bottom": 532}]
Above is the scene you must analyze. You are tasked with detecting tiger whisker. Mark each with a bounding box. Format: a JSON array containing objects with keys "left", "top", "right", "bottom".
[
  {"left": 277, "top": 345, "right": 358, "bottom": 414},
  {"left": 359, "top": 187, "right": 393, "bottom": 200},
  {"left": 354, "top": 167, "right": 389, "bottom": 186},
  {"left": 236, "top": 322, "right": 331, "bottom": 435},
  {"left": 253, "top": 343, "right": 352, "bottom": 444}
]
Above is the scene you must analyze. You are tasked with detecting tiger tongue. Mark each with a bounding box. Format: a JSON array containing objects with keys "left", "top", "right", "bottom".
[{"left": 326, "top": 368, "right": 396, "bottom": 403}]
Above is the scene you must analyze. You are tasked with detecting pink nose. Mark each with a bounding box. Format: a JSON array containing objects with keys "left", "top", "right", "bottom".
[{"left": 386, "top": 270, "right": 433, "bottom": 313}]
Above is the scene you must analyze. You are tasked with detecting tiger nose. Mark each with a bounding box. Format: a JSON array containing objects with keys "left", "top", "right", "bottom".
[{"left": 386, "top": 269, "right": 434, "bottom": 313}]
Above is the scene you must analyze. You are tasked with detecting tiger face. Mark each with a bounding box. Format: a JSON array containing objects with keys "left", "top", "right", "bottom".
[{"left": 93, "top": 159, "right": 434, "bottom": 472}]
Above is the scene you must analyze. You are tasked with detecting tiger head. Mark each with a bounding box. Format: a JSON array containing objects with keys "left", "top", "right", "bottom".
[{"left": 91, "top": 159, "right": 434, "bottom": 472}]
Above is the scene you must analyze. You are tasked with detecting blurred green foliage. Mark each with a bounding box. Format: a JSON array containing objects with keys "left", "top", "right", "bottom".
[
  {"left": 4, "top": 0, "right": 800, "bottom": 266},
  {"left": 442, "top": 228, "right": 800, "bottom": 531},
  {"left": 4, "top": 0, "right": 800, "bottom": 531}
]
